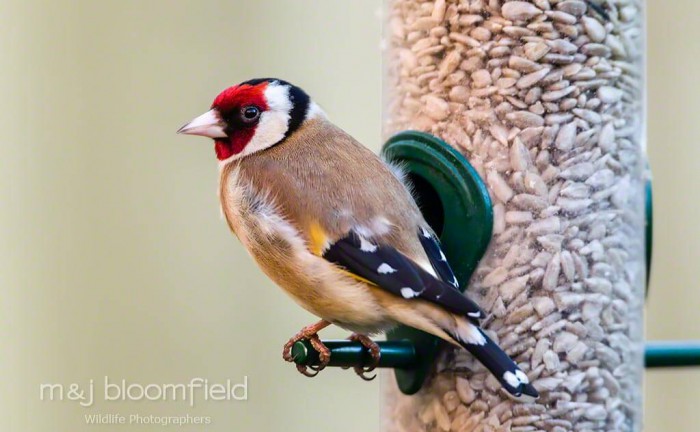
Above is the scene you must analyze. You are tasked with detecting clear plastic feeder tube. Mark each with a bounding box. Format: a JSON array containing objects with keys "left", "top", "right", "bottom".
[{"left": 382, "top": 1, "right": 645, "bottom": 431}]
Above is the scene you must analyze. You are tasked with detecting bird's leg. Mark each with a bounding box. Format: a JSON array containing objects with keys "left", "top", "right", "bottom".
[
  {"left": 348, "top": 333, "right": 381, "bottom": 381},
  {"left": 282, "top": 320, "right": 331, "bottom": 377}
]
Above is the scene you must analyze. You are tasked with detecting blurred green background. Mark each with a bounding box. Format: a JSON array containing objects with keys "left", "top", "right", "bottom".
[{"left": 0, "top": 1, "right": 697, "bottom": 430}]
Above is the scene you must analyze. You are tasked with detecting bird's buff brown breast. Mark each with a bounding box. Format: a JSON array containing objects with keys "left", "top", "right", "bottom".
[{"left": 217, "top": 157, "right": 397, "bottom": 333}]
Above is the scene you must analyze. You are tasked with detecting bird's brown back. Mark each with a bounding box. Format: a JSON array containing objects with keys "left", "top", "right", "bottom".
[{"left": 224, "top": 117, "right": 427, "bottom": 258}]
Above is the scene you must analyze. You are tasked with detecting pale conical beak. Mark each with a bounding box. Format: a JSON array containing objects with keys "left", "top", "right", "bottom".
[{"left": 177, "top": 109, "right": 227, "bottom": 138}]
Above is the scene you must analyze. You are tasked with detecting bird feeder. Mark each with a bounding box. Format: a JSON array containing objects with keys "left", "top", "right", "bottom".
[
  {"left": 291, "top": 1, "right": 700, "bottom": 431},
  {"left": 383, "top": 1, "right": 646, "bottom": 430}
]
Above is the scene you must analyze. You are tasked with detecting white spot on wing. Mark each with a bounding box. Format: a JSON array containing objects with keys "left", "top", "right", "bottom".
[
  {"left": 468, "top": 311, "right": 481, "bottom": 318},
  {"left": 359, "top": 236, "right": 377, "bottom": 253},
  {"left": 503, "top": 371, "right": 520, "bottom": 389},
  {"left": 439, "top": 250, "right": 447, "bottom": 261},
  {"left": 421, "top": 227, "right": 432, "bottom": 238},
  {"left": 377, "top": 263, "right": 397, "bottom": 274},
  {"left": 451, "top": 276, "right": 460, "bottom": 288},
  {"left": 400, "top": 287, "right": 420, "bottom": 299}
]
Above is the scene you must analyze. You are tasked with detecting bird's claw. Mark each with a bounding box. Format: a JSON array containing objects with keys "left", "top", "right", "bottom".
[
  {"left": 348, "top": 333, "right": 381, "bottom": 381},
  {"left": 283, "top": 326, "right": 331, "bottom": 378},
  {"left": 354, "top": 367, "right": 377, "bottom": 381},
  {"left": 296, "top": 364, "right": 320, "bottom": 377}
]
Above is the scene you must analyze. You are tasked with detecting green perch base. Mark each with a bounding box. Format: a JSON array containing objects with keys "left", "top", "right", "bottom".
[
  {"left": 292, "top": 340, "right": 417, "bottom": 369},
  {"left": 292, "top": 340, "right": 700, "bottom": 370}
]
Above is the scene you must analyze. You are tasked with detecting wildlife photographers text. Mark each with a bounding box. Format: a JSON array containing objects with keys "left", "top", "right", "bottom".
[
  {"left": 39, "top": 376, "right": 248, "bottom": 407},
  {"left": 84, "top": 413, "right": 211, "bottom": 426}
]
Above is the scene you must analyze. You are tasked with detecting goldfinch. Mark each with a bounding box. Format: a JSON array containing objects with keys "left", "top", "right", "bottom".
[{"left": 178, "top": 78, "right": 538, "bottom": 400}]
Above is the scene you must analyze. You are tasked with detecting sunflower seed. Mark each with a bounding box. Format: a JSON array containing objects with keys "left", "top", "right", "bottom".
[
  {"left": 502, "top": 2, "right": 543, "bottom": 21},
  {"left": 516, "top": 67, "right": 552, "bottom": 89}
]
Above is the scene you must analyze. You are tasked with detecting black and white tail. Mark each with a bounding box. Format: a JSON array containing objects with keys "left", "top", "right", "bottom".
[
  {"left": 418, "top": 228, "right": 539, "bottom": 401},
  {"left": 453, "top": 327, "right": 539, "bottom": 401}
]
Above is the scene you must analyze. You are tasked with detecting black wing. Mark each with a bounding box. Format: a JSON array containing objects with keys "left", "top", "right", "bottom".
[
  {"left": 323, "top": 231, "right": 483, "bottom": 322},
  {"left": 417, "top": 226, "right": 461, "bottom": 289}
]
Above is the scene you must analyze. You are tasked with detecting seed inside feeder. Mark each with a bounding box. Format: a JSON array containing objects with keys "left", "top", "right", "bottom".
[{"left": 383, "top": 0, "right": 645, "bottom": 430}]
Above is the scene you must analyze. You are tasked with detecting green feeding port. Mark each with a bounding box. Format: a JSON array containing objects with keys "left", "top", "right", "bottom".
[
  {"left": 381, "top": 131, "right": 493, "bottom": 289},
  {"left": 291, "top": 131, "right": 700, "bottom": 395},
  {"left": 380, "top": 131, "right": 494, "bottom": 395}
]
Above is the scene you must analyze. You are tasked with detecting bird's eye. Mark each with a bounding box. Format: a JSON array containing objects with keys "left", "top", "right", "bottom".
[{"left": 241, "top": 106, "right": 260, "bottom": 123}]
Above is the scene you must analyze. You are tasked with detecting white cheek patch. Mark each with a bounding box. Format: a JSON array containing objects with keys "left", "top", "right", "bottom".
[{"left": 240, "top": 112, "right": 289, "bottom": 158}]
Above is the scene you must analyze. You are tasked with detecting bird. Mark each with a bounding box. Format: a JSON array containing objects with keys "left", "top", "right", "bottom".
[{"left": 177, "top": 78, "right": 539, "bottom": 401}]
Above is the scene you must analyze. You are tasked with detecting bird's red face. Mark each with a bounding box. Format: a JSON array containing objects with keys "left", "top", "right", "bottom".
[{"left": 178, "top": 78, "right": 315, "bottom": 162}]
